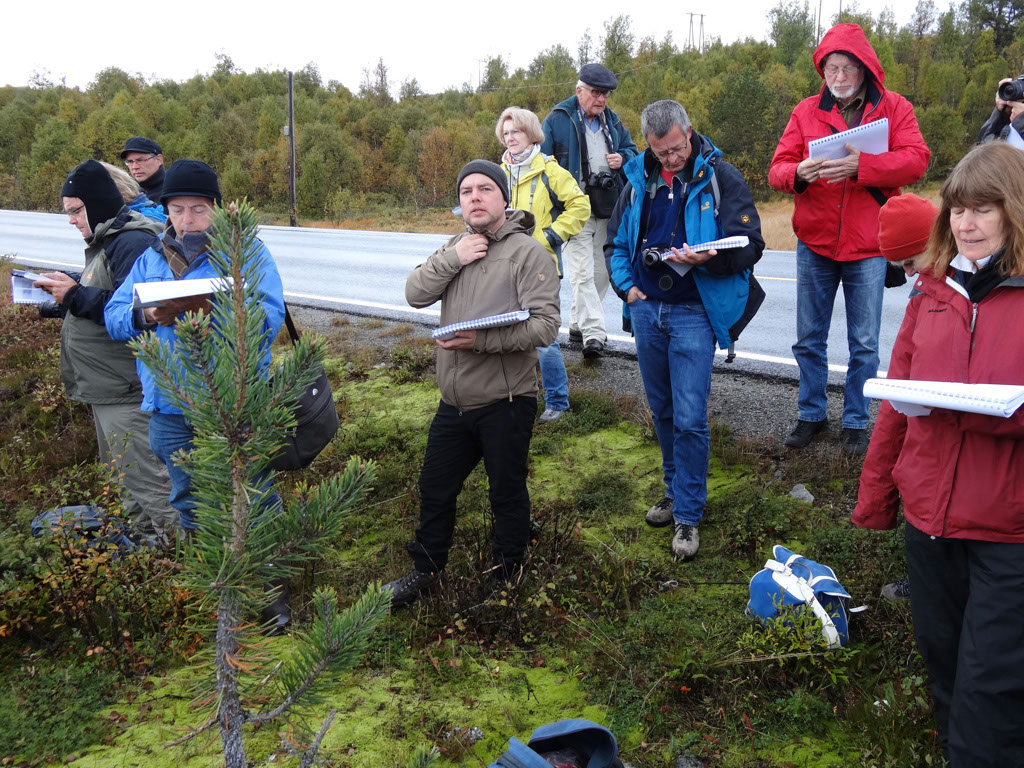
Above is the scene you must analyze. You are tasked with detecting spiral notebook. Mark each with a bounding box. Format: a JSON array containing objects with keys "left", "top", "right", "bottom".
[
  {"left": 10, "top": 270, "right": 58, "bottom": 305},
  {"left": 432, "top": 309, "right": 530, "bottom": 341},
  {"left": 808, "top": 118, "right": 889, "bottom": 160},
  {"left": 863, "top": 377, "right": 1024, "bottom": 418},
  {"left": 687, "top": 235, "right": 750, "bottom": 253}
]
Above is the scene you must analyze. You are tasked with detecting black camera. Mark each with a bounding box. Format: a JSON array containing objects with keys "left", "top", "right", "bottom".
[
  {"left": 999, "top": 75, "right": 1024, "bottom": 103},
  {"left": 38, "top": 300, "right": 63, "bottom": 319},
  {"left": 641, "top": 247, "right": 672, "bottom": 267},
  {"left": 587, "top": 171, "right": 617, "bottom": 190}
]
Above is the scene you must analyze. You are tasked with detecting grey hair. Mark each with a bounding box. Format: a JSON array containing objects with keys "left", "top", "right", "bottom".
[
  {"left": 641, "top": 100, "right": 691, "bottom": 140},
  {"left": 576, "top": 80, "right": 585, "bottom": 90}
]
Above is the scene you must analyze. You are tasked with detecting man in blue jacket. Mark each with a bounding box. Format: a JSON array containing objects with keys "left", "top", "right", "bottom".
[
  {"left": 541, "top": 63, "right": 638, "bottom": 358},
  {"left": 605, "top": 100, "right": 763, "bottom": 560},
  {"left": 105, "top": 160, "right": 286, "bottom": 535}
]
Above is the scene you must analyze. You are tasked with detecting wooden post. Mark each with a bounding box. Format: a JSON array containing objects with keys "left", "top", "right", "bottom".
[{"left": 288, "top": 71, "right": 297, "bottom": 228}]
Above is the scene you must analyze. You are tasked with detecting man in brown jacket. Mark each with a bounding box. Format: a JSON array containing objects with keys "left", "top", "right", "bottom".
[{"left": 385, "top": 160, "right": 561, "bottom": 608}]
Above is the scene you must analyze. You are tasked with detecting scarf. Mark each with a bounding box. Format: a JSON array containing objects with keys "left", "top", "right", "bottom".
[
  {"left": 950, "top": 250, "right": 1007, "bottom": 304},
  {"left": 503, "top": 144, "right": 542, "bottom": 212},
  {"left": 163, "top": 228, "right": 211, "bottom": 278}
]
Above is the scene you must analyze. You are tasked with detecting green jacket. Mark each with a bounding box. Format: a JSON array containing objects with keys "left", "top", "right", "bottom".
[
  {"left": 405, "top": 210, "right": 561, "bottom": 411},
  {"left": 60, "top": 209, "right": 160, "bottom": 405}
]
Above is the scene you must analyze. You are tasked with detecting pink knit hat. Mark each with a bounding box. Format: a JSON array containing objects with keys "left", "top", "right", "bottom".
[{"left": 878, "top": 193, "right": 939, "bottom": 261}]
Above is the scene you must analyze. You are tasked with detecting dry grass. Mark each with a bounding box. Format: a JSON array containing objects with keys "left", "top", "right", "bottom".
[
  {"left": 758, "top": 200, "right": 798, "bottom": 251},
  {"left": 377, "top": 323, "right": 415, "bottom": 338},
  {"left": 272, "top": 185, "right": 942, "bottom": 252}
]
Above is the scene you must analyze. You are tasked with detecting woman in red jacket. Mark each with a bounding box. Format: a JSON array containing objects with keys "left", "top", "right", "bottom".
[{"left": 853, "top": 141, "right": 1024, "bottom": 767}]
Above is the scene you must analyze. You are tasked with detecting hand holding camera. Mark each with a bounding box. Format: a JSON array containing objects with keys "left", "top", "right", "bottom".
[{"left": 996, "top": 76, "right": 1024, "bottom": 122}]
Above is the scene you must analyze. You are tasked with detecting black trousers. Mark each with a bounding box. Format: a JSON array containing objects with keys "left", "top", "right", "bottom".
[
  {"left": 906, "top": 522, "right": 1024, "bottom": 768},
  {"left": 407, "top": 396, "right": 536, "bottom": 574}
]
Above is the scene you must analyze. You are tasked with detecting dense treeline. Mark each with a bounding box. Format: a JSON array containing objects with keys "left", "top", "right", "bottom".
[{"left": 1, "top": 0, "right": 1022, "bottom": 220}]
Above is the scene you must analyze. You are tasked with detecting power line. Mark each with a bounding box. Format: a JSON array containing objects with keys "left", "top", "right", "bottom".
[{"left": 475, "top": 52, "right": 686, "bottom": 94}]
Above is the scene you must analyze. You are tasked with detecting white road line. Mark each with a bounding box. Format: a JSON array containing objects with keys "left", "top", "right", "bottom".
[
  {"left": 13, "top": 259, "right": 880, "bottom": 377},
  {"left": 284, "top": 292, "right": 884, "bottom": 376}
]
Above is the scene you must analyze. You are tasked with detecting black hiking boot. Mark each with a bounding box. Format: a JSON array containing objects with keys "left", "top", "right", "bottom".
[
  {"left": 383, "top": 568, "right": 440, "bottom": 608},
  {"left": 785, "top": 418, "right": 828, "bottom": 449}
]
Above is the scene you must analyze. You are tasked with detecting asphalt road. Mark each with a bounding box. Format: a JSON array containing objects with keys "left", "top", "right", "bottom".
[{"left": 0, "top": 209, "right": 913, "bottom": 380}]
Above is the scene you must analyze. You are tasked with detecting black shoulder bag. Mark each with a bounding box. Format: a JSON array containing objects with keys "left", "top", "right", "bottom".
[{"left": 270, "top": 306, "right": 340, "bottom": 471}]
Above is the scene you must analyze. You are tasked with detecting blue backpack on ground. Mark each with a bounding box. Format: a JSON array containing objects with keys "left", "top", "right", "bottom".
[
  {"left": 31, "top": 505, "right": 152, "bottom": 552},
  {"left": 747, "top": 544, "right": 851, "bottom": 649},
  {"left": 488, "top": 719, "right": 623, "bottom": 768}
]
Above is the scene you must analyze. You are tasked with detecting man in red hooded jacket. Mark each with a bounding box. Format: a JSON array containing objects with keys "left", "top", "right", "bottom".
[{"left": 769, "top": 23, "right": 930, "bottom": 455}]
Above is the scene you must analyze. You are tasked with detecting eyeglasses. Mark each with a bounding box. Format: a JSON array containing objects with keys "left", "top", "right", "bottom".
[
  {"left": 650, "top": 136, "right": 690, "bottom": 163},
  {"left": 824, "top": 65, "right": 861, "bottom": 76},
  {"left": 124, "top": 155, "right": 157, "bottom": 167},
  {"left": 502, "top": 128, "right": 526, "bottom": 138},
  {"left": 66, "top": 204, "right": 85, "bottom": 217},
  {"left": 583, "top": 85, "right": 612, "bottom": 98}
]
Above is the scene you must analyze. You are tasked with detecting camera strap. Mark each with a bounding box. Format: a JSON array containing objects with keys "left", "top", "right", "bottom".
[{"left": 640, "top": 176, "right": 688, "bottom": 275}]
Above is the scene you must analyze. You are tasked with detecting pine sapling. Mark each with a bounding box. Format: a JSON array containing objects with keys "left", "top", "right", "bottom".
[{"left": 131, "top": 200, "right": 390, "bottom": 766}]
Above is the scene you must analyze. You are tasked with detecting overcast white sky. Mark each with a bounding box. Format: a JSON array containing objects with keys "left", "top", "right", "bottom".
[{"left": 4, "top": 0, "right": 935, "bottom": 94}]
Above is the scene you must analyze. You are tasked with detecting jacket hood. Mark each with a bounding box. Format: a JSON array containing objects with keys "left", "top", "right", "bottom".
[
  {"left": 87, "top": 207, "right": 160, "bottom": 246},
  {"left": 477, "top": 208, "right": 537, "bottom": 240},
  {"left": 814, "top": 23, "right": 884, "bottom": 88}
]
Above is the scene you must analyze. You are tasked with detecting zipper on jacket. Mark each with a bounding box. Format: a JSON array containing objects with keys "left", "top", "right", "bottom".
[
  {"left": 970, "top": 303, "right": 978, "bottom": 333},
  {"left": 499, "top": 353, "right": 513, "bottom": 402},
  {"left": 452, "top": 349, "right": 462, "bottom": 414}
]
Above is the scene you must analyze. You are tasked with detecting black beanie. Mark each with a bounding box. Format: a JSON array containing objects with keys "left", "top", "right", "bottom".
[
  {"left": 160, "top": 159, "right": 222, "bottom": 206},
  {"left": 455, "top": 159, "right": 509, "bottom": 203},
  {"left": 61, "top": 160, "right": 125, "bottom": 233}
]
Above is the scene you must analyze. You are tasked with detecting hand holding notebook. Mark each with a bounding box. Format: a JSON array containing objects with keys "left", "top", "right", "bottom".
[
  {"left": 432, "top": 310, "right": 531, "bottom": 341},
  {"left": 808, "top": 118, "right": 889, "bottom": 161}
]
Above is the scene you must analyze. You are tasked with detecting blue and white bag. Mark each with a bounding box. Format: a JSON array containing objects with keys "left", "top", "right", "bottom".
[
  {"left": 747, "top": 545, "right": 851, "bottom": 648},
  {"left": 487, "top": 719, "right": 622, "bottom": 768}
]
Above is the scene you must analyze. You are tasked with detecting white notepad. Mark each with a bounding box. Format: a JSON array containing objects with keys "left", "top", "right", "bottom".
[
  {"left": 863, "top": 377, "right": 1024, "bottom": 418},
  {"left": 131, "top": 277, "right": 234, "bottom": 309},
  {"left": 808, "top": 118, "right": 889, "bottom": 160},
  {"left": 687, "top": 236, "right": 750, "bottom": 253},
  {"left": 432, "top": 310, "right": 530, "bottom": 341},
  {"left": 10, "top": 270, "right": 58, "bottom": 305}
]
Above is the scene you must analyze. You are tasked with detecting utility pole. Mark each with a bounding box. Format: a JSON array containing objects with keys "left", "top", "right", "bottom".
[
  {"left": 698, "top": 14, "right": 705, "bottom": 54},
  {"left": 287, "top": 71, "right": 297, "bottom": 228}
]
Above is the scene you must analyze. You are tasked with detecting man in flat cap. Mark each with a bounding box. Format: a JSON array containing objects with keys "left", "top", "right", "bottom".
[
  {"left": 541, "top": 63, "right": 638, "bottom": 358},
  {"left": 384, "top": 160, "right": 560, "bottom": 609},
  {"left": 120, "top": 136, "right": 166, "bottom": 205}
]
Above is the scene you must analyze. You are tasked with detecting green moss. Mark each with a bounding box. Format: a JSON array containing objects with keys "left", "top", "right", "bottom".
[
  {"left": 48, "top": 653, "right": 607, "bottom": 768},
  {"left": 7, "top": 350, "right": 934, "bottom": 767}
]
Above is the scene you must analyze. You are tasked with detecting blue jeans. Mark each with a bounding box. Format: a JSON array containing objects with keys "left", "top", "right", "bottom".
[
  {"left": 629, "top": 299, "right": 715, "bottom": 526},
  {"left": 149, "top": 411, "right": 281, "bottom": 531},
  {"left": 793, "top": 241, "right": 885, "bottom": 429},
  {"left": 537, "top": 341, "right": 569, "bottom": 412}
]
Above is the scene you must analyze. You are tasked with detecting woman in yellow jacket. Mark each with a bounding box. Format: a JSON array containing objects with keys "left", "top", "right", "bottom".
[{"left": 497, "top": 107, "right": 591, "bottom": 423}]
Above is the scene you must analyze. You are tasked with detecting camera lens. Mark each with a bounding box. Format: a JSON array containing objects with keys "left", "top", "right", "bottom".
[
  {"left": 998, "top": 78, "right": 1024, "bottom": 103},
  {"left": 642, "top": 248, "right": 663, "bottom": 267}
]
